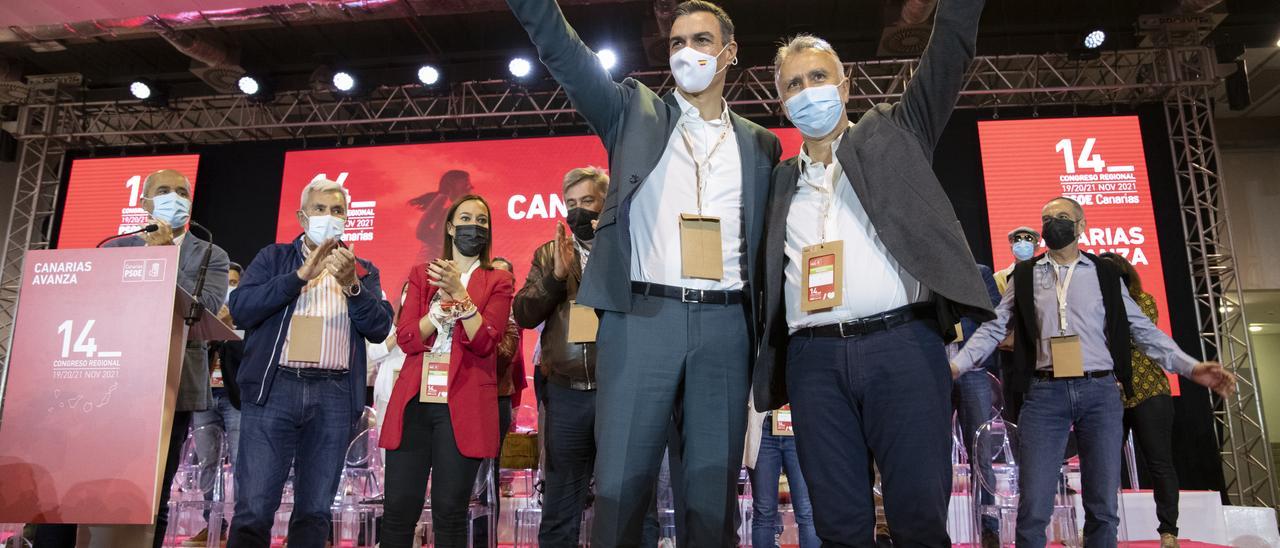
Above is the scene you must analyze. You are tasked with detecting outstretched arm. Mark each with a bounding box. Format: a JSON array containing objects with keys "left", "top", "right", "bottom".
[
  {"left": 507, "top": 0, "right": 628, "bottom": 145},
  {"left": 893, "top": 0, "right": 986, "bottom": 154}
]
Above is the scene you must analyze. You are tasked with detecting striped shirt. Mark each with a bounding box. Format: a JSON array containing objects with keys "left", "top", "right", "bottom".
[{"left": 280, "top": 245, "right": 352, "bottom": 370}]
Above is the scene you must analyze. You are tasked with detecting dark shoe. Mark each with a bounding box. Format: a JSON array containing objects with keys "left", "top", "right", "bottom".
[
  {"left": 981, "top": 529, "right": 1001, "bottom": 548},
  {"left": 875, "top": 533, "right": 893, "bottom": 548}
]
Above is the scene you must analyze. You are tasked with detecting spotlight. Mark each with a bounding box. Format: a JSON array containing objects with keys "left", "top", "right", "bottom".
[
  {"left": 509, "top": 57, "right": 532, "bottom": 78},
  {"left": 1250, "top": 325, "right": 1264, "bottom": 333},
  {"left": 130, "top": 80, "right": 153, "bottom": 100},
  {"left": 333, "top": 71, "right": 356, "bottom": 92},
  {"left": 1083, "top": 29, "right": 1106, "bottom": 49},
  {"left": 597, "top": 48, "right": 618, "bottom": 71},
  {"left": 238, "top": 75, "right": 261, "bottom": 96},
  {"left": 417, "top": 65, "right": 441, "bottom": 86}
]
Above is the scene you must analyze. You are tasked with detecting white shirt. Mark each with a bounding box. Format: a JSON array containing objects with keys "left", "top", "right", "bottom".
[
  {"left": 784, "top": 135, "right": 919, "bottom": 332},
  {"left": 629, "top": 92, "right": 744, "bottom": 290},
  {"left": 428, "top": 260, "right": 482, "bottom": 354}
]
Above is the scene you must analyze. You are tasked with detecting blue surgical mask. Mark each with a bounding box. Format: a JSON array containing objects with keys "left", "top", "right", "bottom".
[
  {"left": 1012, "top": 240, "right": 1036, "bottom": 261},
  {"left": 148, "top": 192, "right": 191, "bottom": 227},
  {"left": 784, "top": 84, "right": 846, "bottom": 138},
  {"left": 305, "top": 214, "right": 346, "bottom": 246}
]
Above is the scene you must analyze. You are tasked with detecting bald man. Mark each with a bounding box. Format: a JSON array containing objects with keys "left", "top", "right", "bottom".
[{"left": 106, "top": 169, "right": 230, "bottom": 547}]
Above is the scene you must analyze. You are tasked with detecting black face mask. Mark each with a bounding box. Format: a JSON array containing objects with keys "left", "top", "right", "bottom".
[
  {"left": 452, "top": 224, "right": 490, "bottom": 258},
  {"left": 565, "top": 207, "right": 599, "bottom": 241},
  {"left": 1042, "top": 217, "right": 1078, "bottom": 251}
]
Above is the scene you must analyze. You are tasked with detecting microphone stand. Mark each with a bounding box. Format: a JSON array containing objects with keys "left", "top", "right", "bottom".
[
  {"left": 185, "top": 221, "right": 215, "bottom": 327},
  {"left": 95, "top": 224, "right": 158, "bottom": 248}
]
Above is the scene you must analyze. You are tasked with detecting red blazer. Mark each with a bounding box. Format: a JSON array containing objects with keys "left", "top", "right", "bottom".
[{"left": 379, "top": 263, "right": 515, "bottom": 458}]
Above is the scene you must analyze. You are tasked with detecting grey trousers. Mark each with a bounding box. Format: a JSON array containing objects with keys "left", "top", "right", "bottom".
[{"left": 590, "top": 292, "right": 750, "bottom": 548}]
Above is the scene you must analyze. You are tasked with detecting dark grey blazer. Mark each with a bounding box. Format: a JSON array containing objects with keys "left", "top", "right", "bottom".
[
  {"left": 753, "top": 0, "right": 994, "bottom": 412},
  {"left": 106, "top": 232, "right": 230, "bottom": 412},
  {"left": 508, "top": 0, "right": 783, "bottom": 324}
]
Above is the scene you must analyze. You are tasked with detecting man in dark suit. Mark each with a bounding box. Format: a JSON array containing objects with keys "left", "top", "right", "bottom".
[
  {"left": 507, "top": 1, "right": 781, "bottom": 545},
  {"left": 752, "top": 1, "right": 991, "bottom": 544},
  {"left": 110, "top": 168, "right": 230, "bottom": 547}
]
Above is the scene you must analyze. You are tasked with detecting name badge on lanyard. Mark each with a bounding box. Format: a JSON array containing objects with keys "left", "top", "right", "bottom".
[
  {"left": 286, "top": 315, "right": 324, "bottom": 363},
  {"left": 1049, "top": 260, "right": 1085, "bottom": 378},
  {"left": 566, "top": 300, "right": 599, "bottom": 343},
  {"left": 800, "top": 241, "right": 842, "bottom": 311},
  {"left": 772, "top": 405, "right": 795, "bottom": 436},
  {"left": 677, "top": 120, "right": 730, "bottom": 282},
  {"left": 419, "top": 352, "right": 451, "bottom": 403}
]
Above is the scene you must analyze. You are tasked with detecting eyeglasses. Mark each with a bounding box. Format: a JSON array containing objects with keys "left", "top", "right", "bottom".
[{"left": 1011, "top": 233, "right": 1037, "bottom": 243}]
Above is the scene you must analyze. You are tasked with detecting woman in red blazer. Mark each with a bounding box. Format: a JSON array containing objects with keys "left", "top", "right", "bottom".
[{"left": 379, "top": 194, "right": 515, "bottom": 548}]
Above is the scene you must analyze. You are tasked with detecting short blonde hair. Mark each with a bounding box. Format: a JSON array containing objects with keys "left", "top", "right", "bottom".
[
  {"left": 773, "top": 34, "right": 844, "bottom": 93},
  {"left": 300, "top": 176, "right": 351, "bottom": 209},
  {"left": 562, "top": 166, "right": 609, "bottom": 196}
]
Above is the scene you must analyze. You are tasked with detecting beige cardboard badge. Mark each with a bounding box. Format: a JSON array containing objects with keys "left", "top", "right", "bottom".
[
  {"left": 1050, "top": 335, "right": 1084, "bottom": 378},
  {"left": 567, "top": 301, "right": 598, "bottom": 344},
  {"left": 772, "top": 405, "right": 795, "bottom": 436},
  {"left": 285, "top": 315, "right": 324, "bottom": 363},
  {"left": 419, "top": 353, "right": 451, "bottom": 403},
  {"left": 679, "top": 213, "right": 723, "bottom": 281},
  {"left": 800, "top": 241, "right": 842, "bottom": 312},
  {"left": 952, "top": 322, "right": 965, "bottom": 344}
]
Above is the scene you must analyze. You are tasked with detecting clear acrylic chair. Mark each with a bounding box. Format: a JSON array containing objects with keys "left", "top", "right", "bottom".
[
  {"left": 0, "top": 523, "right": 31, "bottom": 548},
  {"left": 331, "top": 423, "right": 383, "bottom": 547},
  {"left": 165, "top": 423, "right": 227, "bottom": 547},
  {"left": 467, "top": 458, "right": 498, "bottom": 547},
  {"left": 973, "top": 418, "right": 1019, "bottom": 547}
]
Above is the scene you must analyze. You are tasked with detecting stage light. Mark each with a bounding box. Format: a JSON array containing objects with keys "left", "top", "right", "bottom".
[
  {"left": 130, "top": 80, "right": 153, "bottom": 100},
  {"left": 1083, "top": 29, "right": 1106, "bottom": 50},
  {"left": 597, "top": 49, "right": 618, "bottom": 71},
  {"left": 333, "top": 71, "right": 356, "bottom": 92},
  {"left": 1251, "top": 325, "right": 1264, "bottom": 333},
  {"left": 417, "top": 65, "right": 441, "bottom": 86},
  {"left": 509, "top": 58, "right": 532, "bottom": 78},
  {"left": 238, "top": 75, "right": 261, "bottom": 96}
]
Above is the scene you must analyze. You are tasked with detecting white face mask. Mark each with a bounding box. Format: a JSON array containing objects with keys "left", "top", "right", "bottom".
[
  {"left": 304, "top": 214, "right": 346, "bottom": 246},
  {"left": 147, "top": 192, "right": 191, "bottom": 228},
  {"left": 670, "top": 42, "right": 731, "bottom": 94}
]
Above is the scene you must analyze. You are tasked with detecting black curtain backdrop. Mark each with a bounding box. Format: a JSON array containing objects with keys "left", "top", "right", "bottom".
[{"left": 59, "top": 103, "right": 1227, "bottom": 495}]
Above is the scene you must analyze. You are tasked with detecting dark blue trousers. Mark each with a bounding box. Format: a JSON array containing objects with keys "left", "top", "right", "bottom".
[{"left": 787, "top": 320, "right": 954, "bottom": 548}]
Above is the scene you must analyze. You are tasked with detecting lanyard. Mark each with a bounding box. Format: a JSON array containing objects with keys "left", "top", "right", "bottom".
[
  {"left": 678, "top": 118, "right": 731, "bottom": 215},
  {"left": 815, "top": 162, "right": 844, "bottom": 243},
  {"left": 1049, "top": 259, "right": 1078, "bottom": 336}
]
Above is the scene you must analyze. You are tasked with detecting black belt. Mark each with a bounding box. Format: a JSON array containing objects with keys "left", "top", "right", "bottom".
[
  {"left": 630, "top": 281, "right": 744, "bottom": 305},
  {"left": 796, "top": 303, "right": 931, "bottom": 338},
  {"left": 278, "top": 365, "right": 349, "bottom": 378},
  {"left": 547, "top": 372, "right": 597, "bottom": 391},
  {"left": 1034, "top": 370, "right": 1112, "bottom": 380}
]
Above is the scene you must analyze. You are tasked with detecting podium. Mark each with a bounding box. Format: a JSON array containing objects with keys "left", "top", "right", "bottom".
[{"left": 0, "top": 246, "right": 238, "bottom": 525}]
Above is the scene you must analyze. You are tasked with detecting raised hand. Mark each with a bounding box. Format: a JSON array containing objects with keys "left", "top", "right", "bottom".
[
  {"left": 143, "top": 219, "right": 176, "bottom": 246},
  {"left": 427, "top": 259, "right": 467, "bottom": 301},
  {"left": 551, "top": 222, "right": 576, "bottom": 281},
  {"left": 297, "top": 238, "right": 340, "bottom": 281},
  {"left": 326, "top": 247, "right": 358, "bottom": 287}
]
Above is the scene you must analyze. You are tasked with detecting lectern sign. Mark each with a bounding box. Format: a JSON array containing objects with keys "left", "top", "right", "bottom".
[{"left": 0, "top": 246, "right": 184, "bottom": 524}]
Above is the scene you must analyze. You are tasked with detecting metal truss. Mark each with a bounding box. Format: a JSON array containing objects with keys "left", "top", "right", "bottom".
[
  {"left": 12, "top": 47, "right": 1215, "bottom": 148},
  {"left": 1164, "top": 48, "right": 1274, "bottom": 508},
  {"left": 0, "top": 45, "right": 1270, "bottom": 508}
]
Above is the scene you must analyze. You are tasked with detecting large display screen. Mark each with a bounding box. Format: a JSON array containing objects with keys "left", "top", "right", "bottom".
[
  {"left": 56, "top": 155, "right": 201, "bottom": 249},
  {"left": 978, "top": 115, "right": 1179, "bottom": 390}
]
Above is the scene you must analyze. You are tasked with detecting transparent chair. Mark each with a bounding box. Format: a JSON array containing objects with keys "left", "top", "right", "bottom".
[
  {"left": 331, "top": 424, "right": 383, "bottom": 547},
  {"left": 0, "top": 523, "right": 30, "bottom": 548},
  {"left": 165, "top": 423, "right": 227, "bottom": 547},
  {"left": 467, "top": 458, "right": 498, "bottom": 548},
  {"left": 973, "top": 419, "right": 1019, "bottom": 547}
]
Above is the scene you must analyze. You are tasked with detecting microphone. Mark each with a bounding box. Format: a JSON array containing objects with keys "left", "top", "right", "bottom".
[
  {"left": 185, "top": 221, "right": 216, "bottom": 326},
  {"left": 95, "top": 224, "right": 158, "bottom": 248}
]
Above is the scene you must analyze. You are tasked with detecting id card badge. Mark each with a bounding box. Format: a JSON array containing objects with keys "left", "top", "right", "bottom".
[
  {"left": 678, "top": 213, "right": 724, "bottom": 281},
  {"left": 286, "top": 315, "right": 324, "bottom": 363},
  {"left": 772, "top": 405, "right": 795, "bottom": 437},
  {"left": 1050, "top": 335, "right": 1084, "bottom": 378},
  {"left": 567, "top": 301, "right": 599, "bottom": 344},
  {"left": 952, "top": 322, "right": 965, "bottom": 344},
  {"left": 210, "top": 361, "right": 224, "bottom": 388},
  {"left": 419, "top": 353, "right": 451, "bottom": 403},
  {"left": 800, "top": 241, "right": 842, "bottom": 312}
]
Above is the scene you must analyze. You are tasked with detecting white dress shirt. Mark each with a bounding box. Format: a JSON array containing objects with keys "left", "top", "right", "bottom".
[
  {"left": 784, "top": 135, "right": 919, "bottom": 332},
  {"left": 629, "top": 91, "right": 744, "bottom": 291}
]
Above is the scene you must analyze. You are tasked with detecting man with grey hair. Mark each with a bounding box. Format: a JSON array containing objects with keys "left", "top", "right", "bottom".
[
  {"left": 752, "top": 0, "right": 991, "bottom": 545},
  {"left": 227, "top": 177, "right": 393, "bottom": 548}
]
